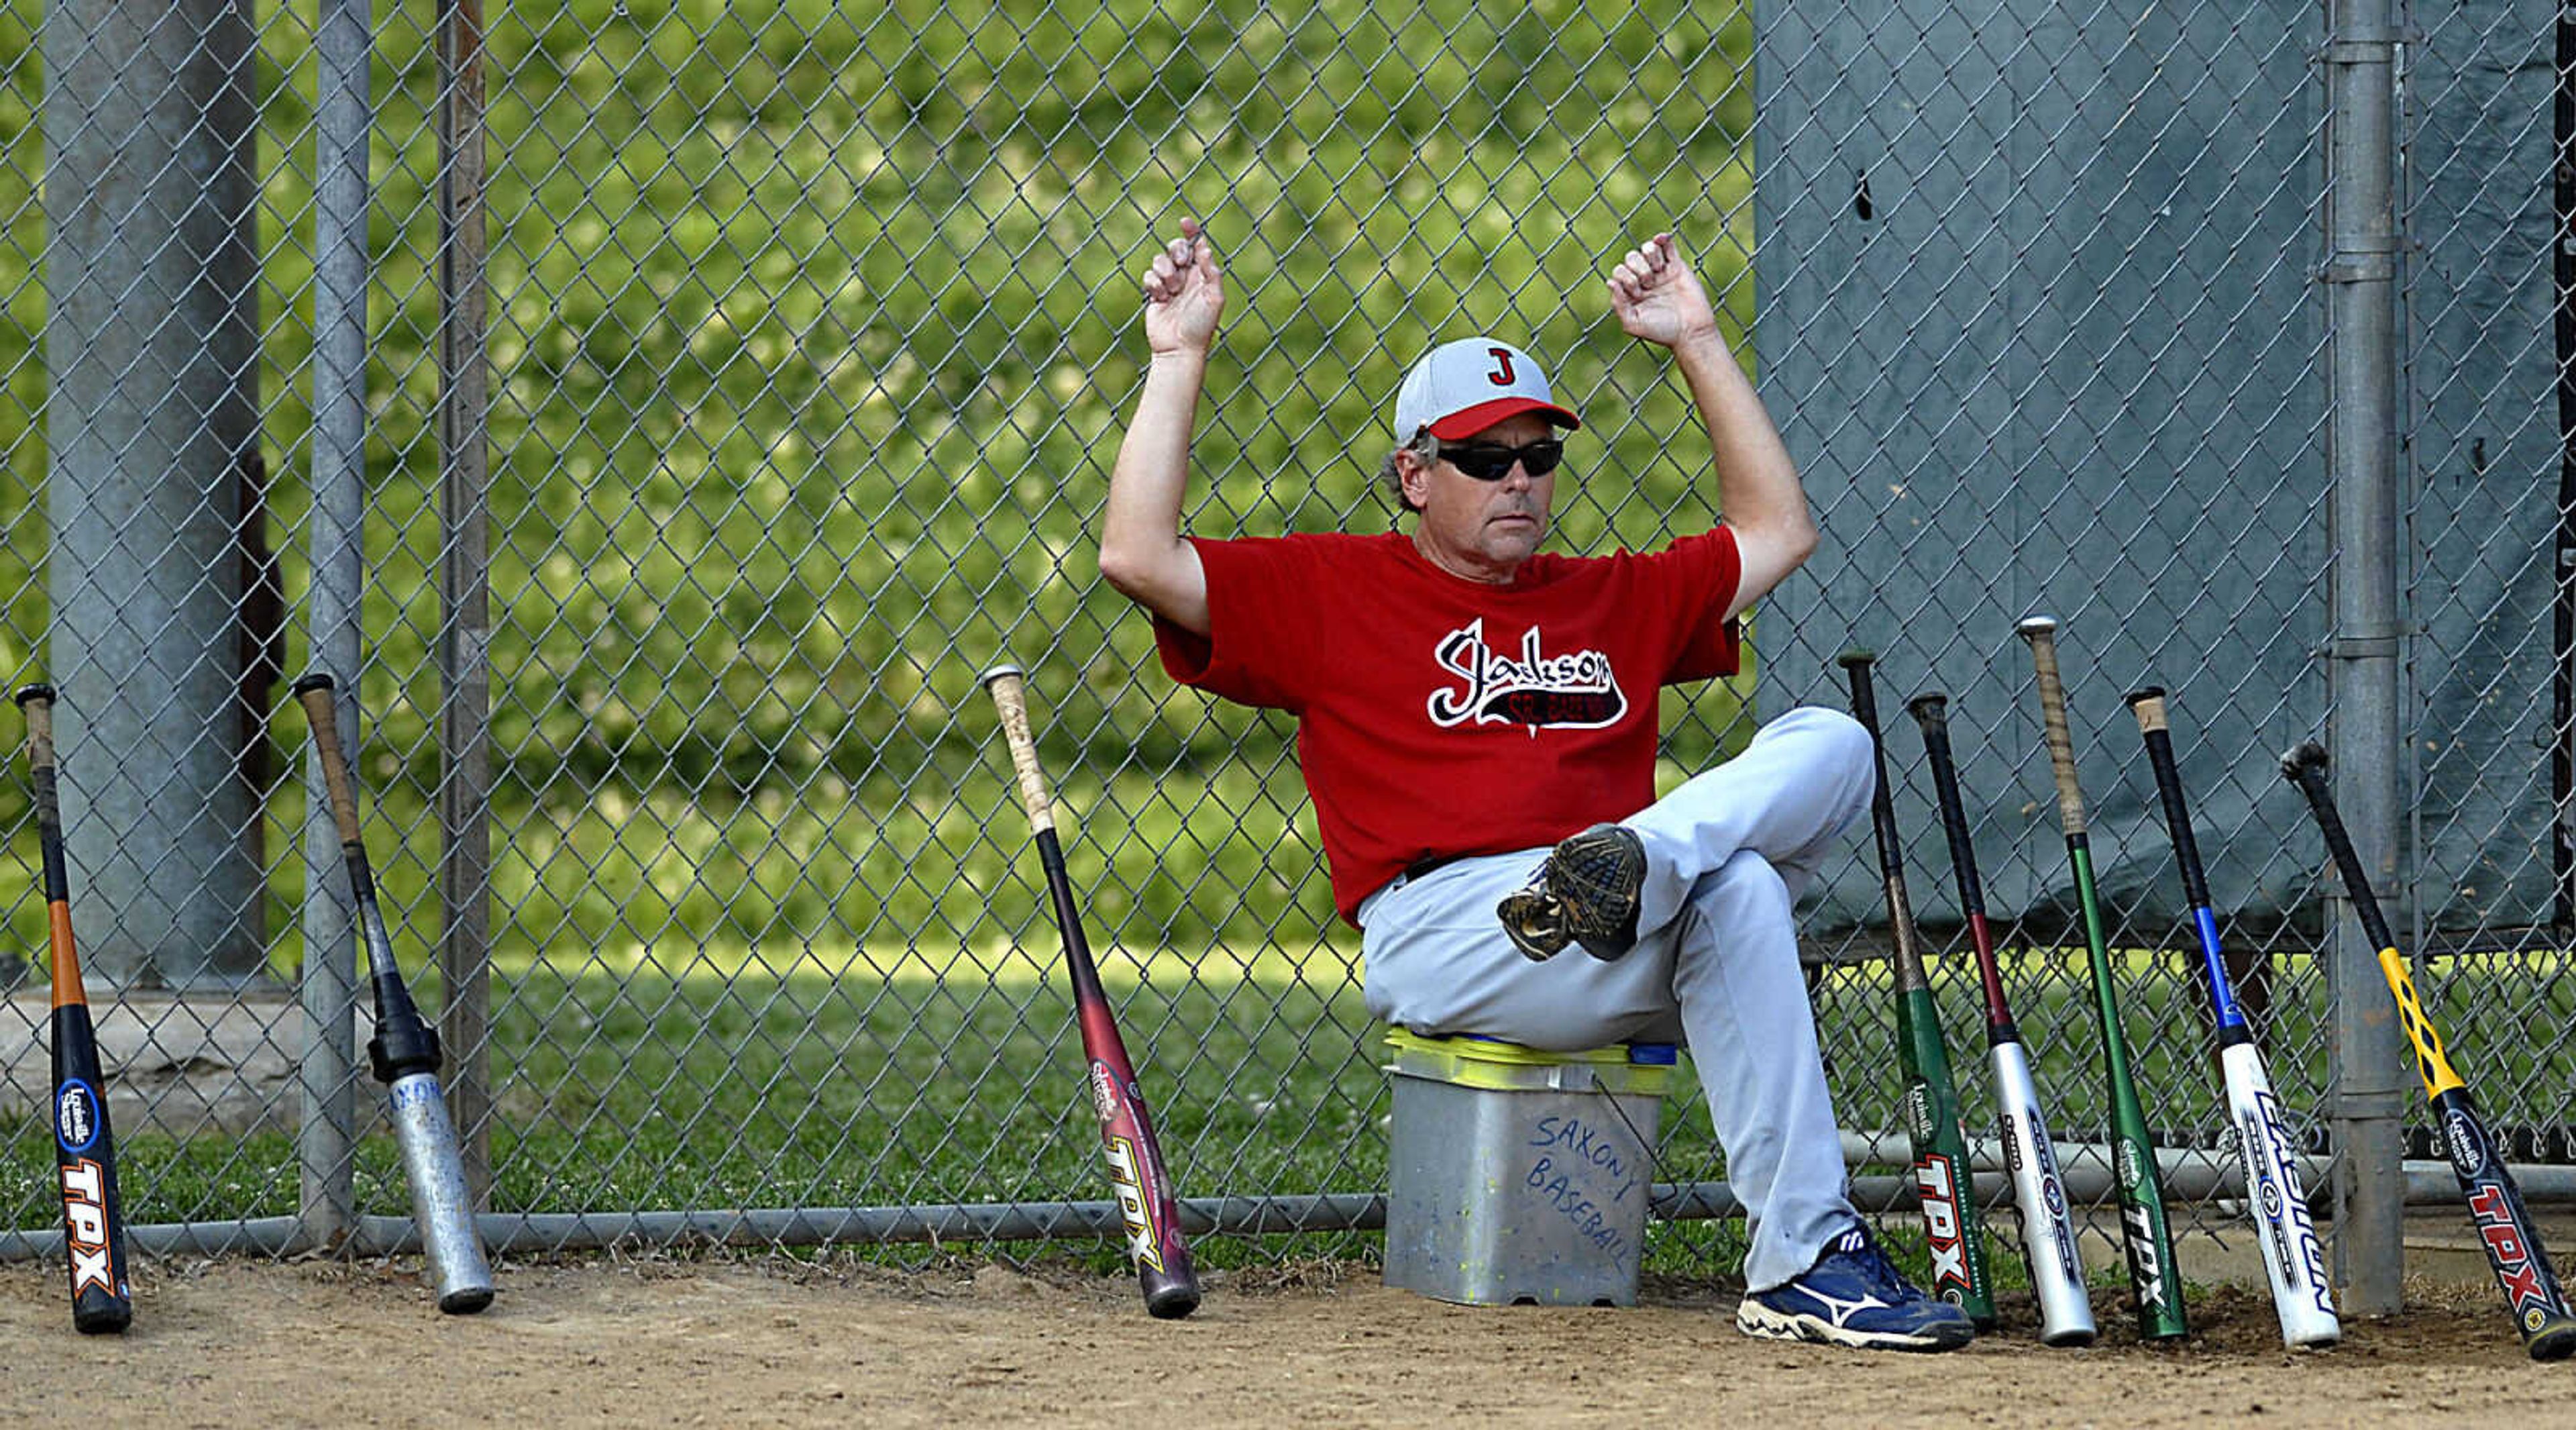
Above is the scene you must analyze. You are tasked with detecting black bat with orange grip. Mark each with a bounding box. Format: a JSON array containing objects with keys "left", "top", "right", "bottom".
[
  {"left": 15, "top": 684, "right": 133, "bottom": 1333},
  {"left": 2282, "top": 741, "right": 2576, "bottom": 1360},
  {"left": 982, "top": 664, "right": 1199, "bottom": 1319}
]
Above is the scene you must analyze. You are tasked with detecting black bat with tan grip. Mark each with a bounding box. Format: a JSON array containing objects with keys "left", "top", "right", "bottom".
[
  {"left": 2016, "top": 617, "right": 2187, "bottom": 1340},
  {"left": 983, "top": 664, "right": 1199, "bottom": 1319},
  {"left": 14, "top": 684, "right": 132, "bottom": 1333}
]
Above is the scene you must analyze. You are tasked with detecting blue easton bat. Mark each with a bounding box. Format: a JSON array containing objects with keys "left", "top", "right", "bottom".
[{"left": 2129, "top": 689, "right": 2338, "bottom": 1349}]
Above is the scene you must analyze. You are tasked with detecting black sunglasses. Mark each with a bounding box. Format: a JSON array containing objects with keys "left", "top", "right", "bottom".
[{"left": 1436, "top": 439, "right": 1564, "bottom": 481}]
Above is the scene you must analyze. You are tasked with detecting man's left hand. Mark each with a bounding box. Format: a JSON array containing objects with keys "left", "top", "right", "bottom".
[{"left": 1609, "top": 233, "right": 1723, "bottom": 354}]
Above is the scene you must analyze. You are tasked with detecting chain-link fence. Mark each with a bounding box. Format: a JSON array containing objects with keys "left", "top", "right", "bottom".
[{"left": 1, "top": 0, "right": 2569, "bottom": 1297}]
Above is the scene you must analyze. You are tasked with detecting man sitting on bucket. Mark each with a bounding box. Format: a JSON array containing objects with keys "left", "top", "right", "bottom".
[{"left": 1095, "top": 217, "right": 1974, "bottom": 1352}]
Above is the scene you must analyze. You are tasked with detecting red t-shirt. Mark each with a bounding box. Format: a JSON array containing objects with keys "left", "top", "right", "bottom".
[{"left": 1153, "top": 527, "right": 1743, "bottom": 925}]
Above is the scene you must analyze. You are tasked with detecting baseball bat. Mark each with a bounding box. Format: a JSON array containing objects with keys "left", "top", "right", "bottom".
[
  {"left": 1838, "top": 653, "right": 1996, "bottom": 1328},
  {"left": 981, "top": 664, "right": 1200, "bottom": 1320},
  {"left": 2282, "top": 740, "right": 2576, "bottom": 1360},
  {"left": 292, "top": 673, "right": 496, "bottom": 1315},
  {"left": 14, "top": 685, "right": 133, "bottom": 1334},
  {"left": 1907, "top": 692, "right": 2096, "bottom": 1345},
  {"left": 2128, "top": 688, "right": 2340, "bottom": 1348},
  {"left": 2016, "top": 617, "right": 2188, "bottom": 1341}
]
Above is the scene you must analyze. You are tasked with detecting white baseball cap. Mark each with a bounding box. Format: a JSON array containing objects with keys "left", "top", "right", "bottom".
[{"left": 1391, "top": 337, "right": 1582, "bottom": 443}]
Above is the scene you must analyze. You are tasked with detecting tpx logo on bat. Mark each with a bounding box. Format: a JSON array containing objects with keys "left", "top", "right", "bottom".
[
  {"left": 58, "top": 1159, "right": 117, "bottom": 1298},
  {"left": 2464, "top": 1183, "right": 2552, "bottom": 1322},
  {"left": 1914, "top": 1153, "right": 1970, "bottom": 1298},
  {"left": 2121, "top": 1199, "right": 2168, "bottom": 1309},
  {"left": 1102, "top": 1135, "right": 1165, "bottom": 1273}
]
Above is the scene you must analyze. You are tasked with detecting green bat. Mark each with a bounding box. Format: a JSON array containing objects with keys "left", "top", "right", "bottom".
[
  {"left": 1839, "top": 652, "right": 1996, "bottom": 1328},
  {"left": 2019, "top": 617, "right": 2188, "bottom": 1341}
]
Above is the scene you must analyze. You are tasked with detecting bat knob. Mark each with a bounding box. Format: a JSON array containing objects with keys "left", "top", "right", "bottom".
[
  {"left": 1834, "top": 650, "right": 1874, "bottom": 670},
  {"left": 2015, "top": 615, "right": 2057, "bottom": 638},
  {"left": 979, "top": 662, "right": 1025, "bottom": 689},
  {"left": 2280, "top": 741, "right": 2328, "bottom": 781},
  {"left": 1906, "top": 691, "right": 1949, "bottom": 722},
  {"left": 2125, "top": 686, "right": 2166, "bottom": 707},
  {"left": 13, "top": 683, "right": 55, "bottom": 709},
  {"left": 290, "top": 672, "right": 337, "bottom": 698}
]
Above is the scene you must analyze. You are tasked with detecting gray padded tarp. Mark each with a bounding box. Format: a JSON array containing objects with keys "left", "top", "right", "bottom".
[
  {"left": 1752, "top": 0, "right": 2560, "bottom": 941},
  {"left": 2402, "top": 1, "right": 2565, "bottom": 937}
]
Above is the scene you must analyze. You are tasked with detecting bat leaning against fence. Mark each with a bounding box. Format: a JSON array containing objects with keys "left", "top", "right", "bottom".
[
  {"left": 292, "top": 674, "right": 496, "bottom": 1315},
  {"left": 982, "top": 664, "right": 1200, "bottom": 1320},
  {"left": 2281, "top": 741, "right": 2576, "bottom": 1361},
  {"left": 14, "top": 684, "right": 132, "bottom": 1334},
  {"left": 1837, "top": 653, "right": 1997, "bottom": 1329},
  {"left": 1906, "top": 691, "right": 2094, "bottom": 1346},
  {"left": 2015, "top": 617, "right": 2188, "bottom": 1341},
  {"left": 2128, "top": 688, "right": 2339, "bottom": 1349}
]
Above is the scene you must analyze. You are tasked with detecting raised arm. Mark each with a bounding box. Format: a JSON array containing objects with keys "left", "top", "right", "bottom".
[
  {"left": 1607, "top": 234, "right": 1817, "bottom": 620},
  {"left": 1098, "top": 217, "right": 1223, "bottom": 636}
]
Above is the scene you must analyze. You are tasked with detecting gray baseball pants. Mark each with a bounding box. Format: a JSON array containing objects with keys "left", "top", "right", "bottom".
[{"left": 1356, "top": 705, "right": 1876, "bottom": 1292}]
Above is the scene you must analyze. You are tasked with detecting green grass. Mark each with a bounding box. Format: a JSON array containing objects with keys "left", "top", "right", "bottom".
[
  {"left": 25, "top": 942, "right": 2567, "bottom": 1231},
  {"left": 1, "top": 0, "right": 1760, "bottom": 961}
]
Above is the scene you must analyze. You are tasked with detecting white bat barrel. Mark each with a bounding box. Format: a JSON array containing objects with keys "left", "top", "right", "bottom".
[
  {"left": 2218, "top": 1043, "right": 2341, "bottom": 1347},
  {"left": 1990, "top": 1041, "right": 2095, "bottom": 1345},
  {"left": 388, "top": 1070, "right": 496, "bottom": 1314}
]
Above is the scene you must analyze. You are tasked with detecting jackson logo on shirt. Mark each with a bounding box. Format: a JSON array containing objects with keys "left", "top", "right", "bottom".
[{"left": 1426, "top": 619, "right": 1629, "bottom": 731}]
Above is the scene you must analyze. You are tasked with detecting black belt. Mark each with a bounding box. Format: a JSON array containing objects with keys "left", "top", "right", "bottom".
[{"left": 1401, "top": 852, "right": 1468, "bottom": 883}]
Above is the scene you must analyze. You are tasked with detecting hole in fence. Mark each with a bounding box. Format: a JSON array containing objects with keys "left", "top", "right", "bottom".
[{"left": 1854, "top": 172, "right": 1874, "bottom": 221}]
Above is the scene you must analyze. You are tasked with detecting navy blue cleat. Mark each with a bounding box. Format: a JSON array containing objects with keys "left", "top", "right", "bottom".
[{"left": 1735, "top": 1227, "right": 1978, "bottom": 1352}]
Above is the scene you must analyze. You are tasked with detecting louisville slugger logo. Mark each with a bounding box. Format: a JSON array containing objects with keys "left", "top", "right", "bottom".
[
  {"left": 55, "top": 1080, "right": 101, "bottom": 1154},
  {"left": 2443, "top": 1107, "right": 2490, "bottom": 1180},
  {"left": 1915, "top": 1154, "right": 1970, "bottom": 1296},
  {"left": 1101, "top": 1135, "right": 1165, "bottom": 1273},
  {"left": 1089, "top": 1064, "right": 1122, "bottom": 1127},
  {"left": 59, "top": 1158, "right": 115, "bottom": 1296}
]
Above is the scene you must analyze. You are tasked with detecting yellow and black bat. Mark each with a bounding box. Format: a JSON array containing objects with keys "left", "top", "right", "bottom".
[{"left": 2282, "top": 741, "right": 2575, "bottom": 1361}]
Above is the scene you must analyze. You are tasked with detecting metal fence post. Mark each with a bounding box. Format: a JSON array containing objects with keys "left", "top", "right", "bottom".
[
  {"left": 40, "top": 0, "right": 266, "bottom": 991},
  {"left": 295, "top": 0, "right": 374, "bottom": 1252},
  {"left": 2324, "top": 0, "right": 2408, "bottom": 1318},
  {"left": 436, "top": 0, "right": 495, "bottom": 1211}
]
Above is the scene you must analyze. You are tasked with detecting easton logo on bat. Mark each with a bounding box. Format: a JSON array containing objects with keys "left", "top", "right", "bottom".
[
  {"left": 58, "top": 1158, "right": 115, "bottom": 1296},
  {"left": 1100, "top": 1135, "right": 1165, "bottom": 1273},
  {"left": 1915, "top": 1154, "right": 1970, "bottom": 1297},
  {"left": 55, "top": 1080, "right": 101, "bottom": 1154},
  {"left": 2243, "top": 1089, "right": 2333, "bottom": 1312}
]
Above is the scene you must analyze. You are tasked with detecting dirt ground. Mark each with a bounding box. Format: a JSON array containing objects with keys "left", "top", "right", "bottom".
[{"left": 0, "top": 1251, "right": 2569, "bottom": 1429}]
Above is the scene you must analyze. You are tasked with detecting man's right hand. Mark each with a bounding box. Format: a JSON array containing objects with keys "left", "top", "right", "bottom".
[{"left": 1142, "top": 217, "right": 1224, "bottom": 355}]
